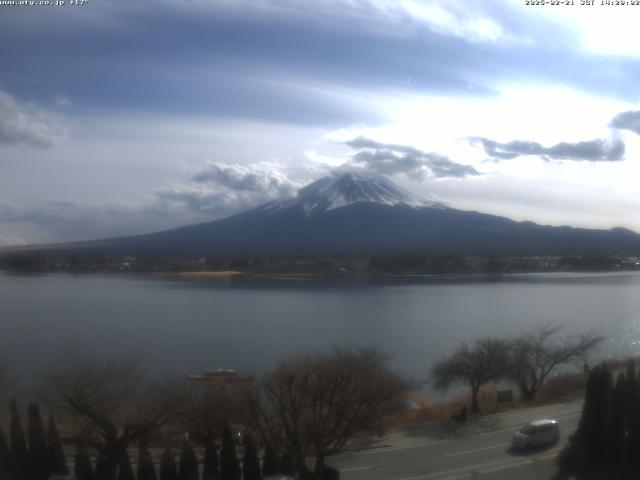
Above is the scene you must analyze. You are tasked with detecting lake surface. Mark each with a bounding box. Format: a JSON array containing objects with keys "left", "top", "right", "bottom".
[{"left": 1, "top": 271, "right": 640, "bottom": 391}]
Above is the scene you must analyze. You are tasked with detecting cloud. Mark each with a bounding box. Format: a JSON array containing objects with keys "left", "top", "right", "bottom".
[
  {"left": 0, "top": 90, "right": 67, "bottom": 148},
  {"left": 154, "top": 185, "right": 247, "bottom": 215},
  {"left": 196, "top": 0, "right": 513, "bottom": 44},
  {"left": 470, "top": 136, "right": 625, "bottom": 162},
  {"left": 610, "top": 110, "right": 640, "bottom": 135},
  {"left": 0, "top": 236, "right": 27, "bottom": 247},
  {"left": 0, "top": 200, "right": 209, "bottom": 245},
  {"left": 191, "top": 162, "right": 298, "bottom": 197},
  {"left": 345, "top": 136, "right": 480, "bottom": 179},
  {"left": 0, "top": 204, "right": 66, "bottom": 225},
  {"left": 156, "top": 161, "right": 302, "bottom": 216}
]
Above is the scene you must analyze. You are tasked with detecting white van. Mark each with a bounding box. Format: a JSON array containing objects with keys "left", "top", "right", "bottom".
[{"left": 511, "top": 419, "right": 560, "bottom": 450}]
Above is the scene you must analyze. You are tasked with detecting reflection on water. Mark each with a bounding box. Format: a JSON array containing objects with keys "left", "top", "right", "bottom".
[{"left": 1, "top": 271, "right": 639, "bottom": 390}]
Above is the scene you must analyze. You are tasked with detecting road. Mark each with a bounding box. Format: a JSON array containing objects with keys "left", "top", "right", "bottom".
[{"left": 329, "top": 401, "right": 582, "bottom": 480}]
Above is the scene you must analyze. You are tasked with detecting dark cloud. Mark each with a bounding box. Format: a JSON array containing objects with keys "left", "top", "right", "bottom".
[
  {"left": 470, "top": 136, "right": 625, "bottom": 162},
  {"left": 0, "top": 204, "right": 65, "bottom": 225},
  {"left": 5, "top": 0, "right": 637, "bottom": 127},
  {"left": 0, "top": 90, "right": 66, "bottom": 148},
  {"left": 345, "top": 137, "right": 480, "bottom": 179},
  {"left": 610, "top": 110, "right": 640, "bottom": 135}
]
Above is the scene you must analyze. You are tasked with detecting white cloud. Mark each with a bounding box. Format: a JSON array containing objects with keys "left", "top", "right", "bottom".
[
  {"left": 397, "top": 0, "right": 507, "bottom": 43},
  {"left": 530, "top": 2, "right": 640, "bottom": 56},
  {"left": 157, "top": 161, "right": 304, "bottom": 216},
  {"left": 0, "top": 90, "right": 67, "bottom": 148},
  {"left": 0, "top": 236, "right": 27, "bottom": 247},
  {"left": 191, "top": 161, "right": 300, "bottom": 196}
]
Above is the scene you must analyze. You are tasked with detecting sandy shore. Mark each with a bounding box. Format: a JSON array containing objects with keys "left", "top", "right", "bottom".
[{"left": 161, "top": 270, "right": 245, "bottom": 278}]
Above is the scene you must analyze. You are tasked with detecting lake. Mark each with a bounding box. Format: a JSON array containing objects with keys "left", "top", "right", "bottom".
[{"left": 1, "top": 271, "right": 639, "bottom": 392}]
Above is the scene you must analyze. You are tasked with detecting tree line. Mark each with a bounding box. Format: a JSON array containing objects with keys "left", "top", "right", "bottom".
[
  {"left": 559, "top": 360, "right": 640, "bottom": 478},
  {"left": 430, "top": 323, "right": 603, "bottom": 413},
  {"left": 0, "top": 345, "right": 406, "bottom": 480},
  {"left": 0, "top": 399, "right": 304, "bottom": 480}
]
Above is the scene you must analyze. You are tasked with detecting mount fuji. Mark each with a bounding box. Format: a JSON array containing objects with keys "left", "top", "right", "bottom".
[{"left": 25, "top": 173, "right": 640, "bottom": 257}]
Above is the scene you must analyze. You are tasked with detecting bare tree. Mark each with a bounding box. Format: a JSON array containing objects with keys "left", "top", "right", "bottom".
[
  {"left": 507, "top": 323, "right": 603, "bottom": 402},
  {"left": 247, "top": 346, "right": 406, "bottom": 479},
  {"left": 43, "top": 357, "right": 182, "bottom": 480},
  {"left": 180, "top": 381, "right": 248, "bottom": 445},
  {"left": 431, "top": 338, "right": 509, "bottom": 414}
]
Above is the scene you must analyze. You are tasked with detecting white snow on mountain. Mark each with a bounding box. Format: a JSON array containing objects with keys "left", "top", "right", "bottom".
[{"left": 269, "top": 172, "right": 446, "bottom": 215}]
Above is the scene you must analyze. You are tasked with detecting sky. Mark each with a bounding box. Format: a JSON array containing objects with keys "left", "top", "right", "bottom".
[{"left": 3, "top": 0, "right": 640, "bottom": 245}]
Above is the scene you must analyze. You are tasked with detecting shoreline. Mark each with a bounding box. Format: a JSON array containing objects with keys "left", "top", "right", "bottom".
[{"left": 2, "top": 268, "right": 640, "bottom": 280}]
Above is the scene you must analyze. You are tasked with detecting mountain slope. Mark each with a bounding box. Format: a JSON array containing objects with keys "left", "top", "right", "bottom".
[{"left": 22, "top": 173, "right": 640, "bottom": 257}]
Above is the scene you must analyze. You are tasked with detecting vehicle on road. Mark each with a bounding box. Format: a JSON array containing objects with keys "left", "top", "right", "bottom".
[{"left": 511, "top": 419, "right": 560, "bottom": 450}]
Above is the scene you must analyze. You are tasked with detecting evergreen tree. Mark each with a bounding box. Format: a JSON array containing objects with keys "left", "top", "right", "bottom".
[
  {"left": 242, "top": 433, "right": 261, "bottom": 480},
  {"left": 280, "top": 450, "right": 295, "bottom": 477},
  {"left": 0, "top": 424, "right": 13, "bottom": 480},
  {"left": 117, "top": 450, "right": 135, "bottom": 480},
  {"left": 220, "top": 424, "right": 240, "bottom": 480},
  {"left": 261, "top": 443, "right": 279, "bottom": 478},
  {"left": 159, "top": 446, "right": 179, "bottom": 480},
  {"left": 202, "top": 437, "right": 219, "bottom": 480},
  {"left": 595, "top": 363, "right": 613, "bottom": 464},
  {"left": 10, "top": 398, "right": 29, "bottom": 479},
  {"left": 609, "top": 372, "right": 627, "bottom": 466},
  {"left": 48, "top": 413, "right": 69, "bottom": 476},
  {"left": 137, "top": 441, "right": 158, "bottom": 480},
  {"left": 75, "top": 441, "right": 95, "bottom": 480},
  {"left": 178, "top": 438, "right": 199, "bottom": 480},
  {"left": 28, "top": 403, "right": 49, "bottom": 480},
  {"left": 564, "top": 364, "right": 615, "bottom": 471},
  {"left": 95, "top": 453, "right": 116, "bottom": 480},
  {"left": 575, "top": 365, "right": 601, "bottom": 462},
  {"left": 626, "top": 360, "right": 640, "bottom": 466}
]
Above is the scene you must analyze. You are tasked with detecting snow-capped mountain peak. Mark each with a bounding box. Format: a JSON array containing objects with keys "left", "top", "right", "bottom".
[{"left": 278, "top": 172, "right": 445, "bottom": 215}]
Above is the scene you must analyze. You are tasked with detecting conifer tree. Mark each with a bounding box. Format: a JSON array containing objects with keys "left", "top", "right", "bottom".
[
  {"left": 160, "top": 446, "right": 179, "bottom": 480},
  {"left": 0, "top": 424, "right": 13, "bottom": 480},
  {"left": 242, "top": 433, "right": 261, "bottom": 480},
  {"left": 220, "top": 424, "right": 240, "bottom": 480},
  {"left": 48, "top": 413, "right": 69, "bottom": 476},
  {"left": 261, "top": 443, "right": 279, "bottom": 478},
  {"left": 10, "top": 398, "right": 29, "bottom": 479},
  {"left": 28, "top": 403, "right": 49, "bottom": 480},
  {"left": 137, "top": 441, "right": 158, "bottom": 480},
  {"left": 576, "top": 366, "right": 599, "bottom": 461},
  {"left": 95, "top": 453, "right": 116, "bottom": 480},
  {"left": 626, "top": 361, "right": 640, "bottom": 466},
  {"left": 609, "top": 372, "right": 627, "bottom": 465},
  {"left": 75, "top": 441, "right": 95, "bottom": 480},
  {"left": 179, "top": 438, "right": 199, "bottom": 480},
  {"left": 280, "top": 450, "right": 295, "bottom": 477},
  {"left": 595, "top": 363, "right": 613, "bottom": 464},
  {"left": 202, "top": 437, "right": 219, "bottom": 480},
  {"left": 117, "top": 450, "right": 135, "bottom": 480}
]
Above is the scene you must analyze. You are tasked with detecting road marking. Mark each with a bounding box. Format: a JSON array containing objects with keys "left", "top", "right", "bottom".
[
  {"left": 396, "top": 457, "right": 530, "bottom": 480},
  {"left": 335, "top": 409, "right": 580, "bottom": 460},
  {"left": 476, "top": 449, "right": 559, "bottom": 477},
  {"left": 395, "top": 450, "right": 560, "bottom": 480},
  {"left": 443, "top": 442, "right": 509, "bottom": 457},
  {"left": 339, "top": 465, "right": 373, "bottom": 472},
  {"left": 341, "top": 439, "right": 450, "bottom": 457}
]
